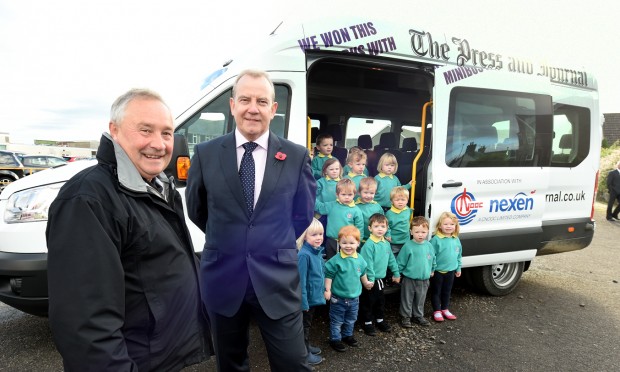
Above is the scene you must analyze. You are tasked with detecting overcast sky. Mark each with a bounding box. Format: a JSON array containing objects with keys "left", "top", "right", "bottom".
[{"left": 1, "top": 0, "right": 618, "bottom": 144}]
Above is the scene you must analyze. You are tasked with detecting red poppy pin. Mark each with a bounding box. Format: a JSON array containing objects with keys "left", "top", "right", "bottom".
[{"left": 274, "top": 152, "right": 287, "bottom": 165}]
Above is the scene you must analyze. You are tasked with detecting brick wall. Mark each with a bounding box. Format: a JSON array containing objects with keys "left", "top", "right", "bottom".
[{"left": 603, "top": 113, "right": 620, "bottom": 145}]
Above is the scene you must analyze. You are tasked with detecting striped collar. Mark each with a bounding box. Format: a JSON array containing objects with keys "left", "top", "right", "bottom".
[
  {"left": 336, "top": 198, "right": 355, "bottom": 207},
  {"left": 355, "top": 197, "right": 376, "bottom": 204},
  {"left": 390, "top": 205, "right": 408, "bottom": 214},
  {"left": 340, "top": 250, "right": 359, "bottom": 259},
  {"left": 369, "top": 234, "right": 385, "bottom": 243}
]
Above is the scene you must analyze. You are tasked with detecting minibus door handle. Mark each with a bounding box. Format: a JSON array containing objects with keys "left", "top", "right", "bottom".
[{"left": 442, "top": 181, "right": 463, "bottom": 188}]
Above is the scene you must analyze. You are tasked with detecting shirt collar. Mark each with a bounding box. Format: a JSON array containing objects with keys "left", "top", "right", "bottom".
[
  {"left": 336, "top": 198, "right": 356, "bottom": 207},
  {"left": 348, "top": 171, "right": 362, "bottom": 178},
  {"left": 326, "top": 175, "right": 341, "bottom": 181},
  {"left": 369, "top": 234, "right": 385, "bottom": 243},
  {"left": 390, "top": 205, "right": 408, "bottom": 214},
  {"left": 318, "top": 153, "right": 332, "bottom": 158},
  {"left": 340, "top": 250, "right": 359, "bottom": 259},
  {"left": 355, "top": 197, "right": 376, "bottom": 204},
  {"left": 378, "top": 172, "right": 393, "bottom": 179},
  {"left": 435, "top": 232, "right": 455, "bottom": 239},
  {"left": 235, "top": 127, "right": 269, "bottom": 151}
]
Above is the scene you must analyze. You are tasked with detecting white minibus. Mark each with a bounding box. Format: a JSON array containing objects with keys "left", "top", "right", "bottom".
[{"left": 0, "top": 16, "right": 600, "bottom": 315}]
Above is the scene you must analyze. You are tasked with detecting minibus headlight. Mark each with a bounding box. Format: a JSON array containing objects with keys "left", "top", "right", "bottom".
[{"left": 4, "top": 183, "right": 65, "bottom": 223}]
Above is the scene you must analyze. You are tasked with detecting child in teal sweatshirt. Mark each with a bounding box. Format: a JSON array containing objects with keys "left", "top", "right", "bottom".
[
  {"left": 430, "top": 211, "right": 462, "bottom": 322},
  {"left": 385, "top": 186, "right": 414, "bottom": 257},
  {"left": 343, "top": 146, "right": 369, "bottom": 177},
  {"left": 311, "top": 133, "right": 338, "bottom": 180},
  {"left": 374, "top": 153, "right": 414, "bottom": 208},
  {"left": 315, "top": 178, "right": 364, "bottom": 260},
  {"left": 315, "top": 158, "right": 343, "bottom": 240},
  {"left": 359, "top": 214, "right": 400, "bottom": 336},
  {"left": 324, "top": 225, "right": 372, "bottom": 352},
  {"left": 345, "top": 151, "right": 367, "bottom": 192},
  {"left": 354, "top": 177, "right": 385, "bottom": 244},
  {"left": 397, "top": 216, "right": 435, "bottom": 328}
]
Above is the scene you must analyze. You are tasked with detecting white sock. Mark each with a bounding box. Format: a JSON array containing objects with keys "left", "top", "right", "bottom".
[
  {"left": 376, "top": 319, "right": 383, "bottom": 323},
  {"left": 365, "top": 321, "right": 372, "bottom": 325}
]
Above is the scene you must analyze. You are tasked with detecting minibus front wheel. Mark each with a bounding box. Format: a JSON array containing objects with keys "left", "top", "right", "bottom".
[{"left": 468, "top": 262, "right": 524, "bottom": 296}]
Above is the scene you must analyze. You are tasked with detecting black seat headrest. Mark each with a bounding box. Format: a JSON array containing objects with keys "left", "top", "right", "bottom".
[
  {"left": 327, "top": 124, "right": 343, "bottom": 141},
  {"left": 401, "top": 137, "right": 418, "bottom": 152},
  {"left": 559, "top": 134, "right": 573, "bottom": 149},
  {"left": 310, "top": 127, "right": 319, "bottom": 143},
  {"left": 358, "top": 135, "right": 372, "bottom": 150},
  {"left": 378, "top": 132, "right": 397, "bottom": 149}
]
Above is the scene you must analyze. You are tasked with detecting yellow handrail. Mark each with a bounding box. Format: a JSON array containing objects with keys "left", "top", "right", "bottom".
[
  {"left": 410, "top": 100, "right": 433, "bottom": 217},
  {"left": 307, "top": 117, "right": 312, "bottom": 154}
]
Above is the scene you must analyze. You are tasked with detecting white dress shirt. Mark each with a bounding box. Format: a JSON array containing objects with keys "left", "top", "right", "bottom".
[{"left": 235, "top": 128, "right": 269, "bottom": 208}]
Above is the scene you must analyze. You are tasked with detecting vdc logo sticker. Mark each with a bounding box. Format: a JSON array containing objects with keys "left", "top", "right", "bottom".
[{"left": 451, "top": 188, "right": 483, "bottom": 225}]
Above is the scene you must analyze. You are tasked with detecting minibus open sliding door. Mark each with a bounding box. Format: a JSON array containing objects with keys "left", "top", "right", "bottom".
[{"left": 431, "top": 66, "right": 553, "bottom": 267}]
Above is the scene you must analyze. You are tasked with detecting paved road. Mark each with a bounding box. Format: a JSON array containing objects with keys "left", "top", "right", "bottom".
[{"left": 1, "top": 210, "right": 619, "bottom": 371}]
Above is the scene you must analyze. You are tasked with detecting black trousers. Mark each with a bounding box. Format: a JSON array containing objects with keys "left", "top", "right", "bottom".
[
  {"left": 302, "top": 307, "right": 316, "bottom": 353},
  {"left": 607, "top": 191, "right": 620, "bottom": 219},
  {"left": 325, "top": 237, "right": 339, "bottom": 260},
  {"left": 207, "top": 279, "right": 311, "bottom": 372},
  {"left": 430, "top": 271, "right": 455, "bottom": 312},
  {"left": 359, "top": 278, "right": 386, "bottom": 323}
]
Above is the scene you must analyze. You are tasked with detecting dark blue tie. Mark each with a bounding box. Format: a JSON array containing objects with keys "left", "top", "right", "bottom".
[{"left": 239, "top": 142, "right": 258, "bottom": 216}]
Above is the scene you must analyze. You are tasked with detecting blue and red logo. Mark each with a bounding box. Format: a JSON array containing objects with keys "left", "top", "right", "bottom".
[{"left": 451, "top": 188, "right": 483, "bottom": 225}]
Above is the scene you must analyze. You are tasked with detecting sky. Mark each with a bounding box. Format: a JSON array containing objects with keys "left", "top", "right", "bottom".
[{"left": 0, "top": 0, "right": 618, "bottom": 145}]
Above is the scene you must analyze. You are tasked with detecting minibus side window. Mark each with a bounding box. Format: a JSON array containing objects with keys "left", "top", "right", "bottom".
[
  {"left": 446, "top": 87, "right": 553, "bottom": 168},
  {"left": 175, "top": 90, "right": 232, "bottom": 158},
  {"left": 231, "top": 85, "right": 291, "bottom": 139},
  {"left": 551, "top": 104, "right": 590, "bottom": 167}
]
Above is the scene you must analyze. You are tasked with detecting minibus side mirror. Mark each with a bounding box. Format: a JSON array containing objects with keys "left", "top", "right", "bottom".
[{"left": 164, "top": 133, "right": 190, "bottom": 186}]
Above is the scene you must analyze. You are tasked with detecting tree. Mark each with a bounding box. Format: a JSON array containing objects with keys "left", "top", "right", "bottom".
[{"left": 602, "top": 138, "right": 609, "bottom": 148}]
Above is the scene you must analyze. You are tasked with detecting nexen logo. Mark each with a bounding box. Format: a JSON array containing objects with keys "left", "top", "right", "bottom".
[{"left": 489, "top": 192, "right": 534, "bottom": 212}]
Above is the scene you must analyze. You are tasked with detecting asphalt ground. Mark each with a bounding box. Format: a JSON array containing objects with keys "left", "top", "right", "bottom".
[{"left": 1, "top": 209, "right": 618, "bottom": 371}]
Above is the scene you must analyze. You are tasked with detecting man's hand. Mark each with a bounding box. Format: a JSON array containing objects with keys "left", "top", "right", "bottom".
[
  {"left": 455, "top": 271, "right": 461, "bottom": 278},
  {"left": 392, "top": 276, "right": 400, "bottom": 284},
  {"left": 324, "top": 290, "right": 331, "bottom": 301}
]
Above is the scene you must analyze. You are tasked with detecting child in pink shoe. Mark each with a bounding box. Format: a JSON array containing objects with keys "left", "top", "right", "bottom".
[{"left": 430, "top": 211, "right": 462, "bottom": 322}]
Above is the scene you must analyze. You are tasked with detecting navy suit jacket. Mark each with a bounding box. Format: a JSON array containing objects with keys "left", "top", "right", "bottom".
[
  {"left": 186, "top": 131, "right": 316, "bottom": 319},
  {"left": 608, "top": 169, "right": 620, "bottom": 195}
]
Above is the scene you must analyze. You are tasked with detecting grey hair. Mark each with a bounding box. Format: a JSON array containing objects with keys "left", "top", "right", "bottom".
[
  {"left": 110, "top": 88, "right": 172, "bottom": 125},
  {"left": 232, "top": 69, "right": 275, "bottom": 103}
]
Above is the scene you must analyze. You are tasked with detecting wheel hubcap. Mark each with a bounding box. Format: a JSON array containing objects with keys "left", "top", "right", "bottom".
[{"left": 491, "top": 263, "right": 519, "bottom": 287}]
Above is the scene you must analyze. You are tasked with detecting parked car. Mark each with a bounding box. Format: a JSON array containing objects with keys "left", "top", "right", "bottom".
[
  {"left": 62, "top": 156, "right": 91, "bottom": 162},
  {"left": 0, "top": 151, "right": 24, "bottom": 193},
  {"left": 15, "top": 155, "right": 67, "bottom": 174}
]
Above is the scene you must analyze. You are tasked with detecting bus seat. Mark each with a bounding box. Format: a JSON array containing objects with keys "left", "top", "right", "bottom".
[
  {"left": 327, "top": 124, "right": 348, "bottom": 167},
  {"left": 399, "top": 137, "right": 418, "bottom": 182},
  {"left": 359, "top": 135, "right": 378, "bottom": 176},
  {"left": 271, "top": 116, "right": 285, "bottom": 138},
  {"left": 559, "top": 134, "right": 573, "bottom": 152},
  {"left": 374, "top": 133, "right": 402, "bottom": 176},
  {"left": 310, "top": 127, "right": 319, "bottom": 144}
]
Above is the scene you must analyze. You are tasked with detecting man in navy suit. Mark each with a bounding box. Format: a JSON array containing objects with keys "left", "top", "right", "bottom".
[{"left": 186, "top": 70, "right": 316, "bottom": 371}]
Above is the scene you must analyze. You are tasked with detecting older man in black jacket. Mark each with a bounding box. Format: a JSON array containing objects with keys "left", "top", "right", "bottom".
[
  {"left": 46, "top": 89, "right": 213, "bottom": 371},
  {"left": 607, "top": 160, "right": 620, "bottom": 221}
]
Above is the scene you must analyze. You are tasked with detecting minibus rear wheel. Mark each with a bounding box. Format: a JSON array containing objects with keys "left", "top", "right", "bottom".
[{"left": 470, "top": 262, "right": 524, "bottom": 296}]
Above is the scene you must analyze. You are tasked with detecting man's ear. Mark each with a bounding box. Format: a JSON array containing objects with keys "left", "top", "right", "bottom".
[
  {"left": 270, "top": 102, "right": 278, "bottom": 119},
  {"left": 109, "top": 121, "right": 119, "bottom": 140},
  {"left": 229, "top": 97, "right": 236, "bottom": 116}
]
